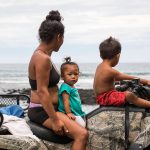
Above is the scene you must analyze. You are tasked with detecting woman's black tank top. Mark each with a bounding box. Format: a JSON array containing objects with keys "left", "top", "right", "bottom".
[{"left": 29, "top": 64, "right": 60, "bottom": 90}]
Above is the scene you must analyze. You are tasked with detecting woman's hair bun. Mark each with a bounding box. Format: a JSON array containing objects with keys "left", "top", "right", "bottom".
[
  {"left": 108, "top": 36, "right": 112, "bottom": 42},
  {"left": 46, "top": 10, "right": 62, "bottom": 22},
  {"left": 64, "top": 57, "right": 71, "bottom": 63}
]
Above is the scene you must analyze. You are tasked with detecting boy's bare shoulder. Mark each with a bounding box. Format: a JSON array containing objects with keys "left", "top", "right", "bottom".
[
  {"left": 111, "top": 67, "right": 120, "bottom": 74},
  {"left": 97, "top": 63, "right": 118, "bottom": 74}
]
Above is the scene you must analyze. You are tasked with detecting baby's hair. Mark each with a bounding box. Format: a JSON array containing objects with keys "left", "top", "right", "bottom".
[
  {"left": 60, "top": 57, "right": 79, "bottom": 76},
  {"left": 64, "top": 57, "right": 71, "bottom": 63},
  {"left": 99, "top": 36, "right": 121, "bottom": 59}
]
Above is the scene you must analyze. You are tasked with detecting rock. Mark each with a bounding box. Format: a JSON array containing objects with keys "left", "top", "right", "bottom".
[
  {"left": 4, "top": 88, "right": 96, "bottom": 105},
  {"left": 78, "top": 89, "right": 96, "bottom": 104}
]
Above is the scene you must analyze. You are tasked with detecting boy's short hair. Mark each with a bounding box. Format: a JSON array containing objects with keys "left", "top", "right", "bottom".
[{"left": 99, "top": 37, "right": 121, "bottom": 59}]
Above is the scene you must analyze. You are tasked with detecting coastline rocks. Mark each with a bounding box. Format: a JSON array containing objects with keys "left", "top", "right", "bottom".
[
  {"left": 78, "top": 89, "right": 96, "bottom": 104},
  {"left": 4, "top": 88, "right": 96, "bottom": 105}
]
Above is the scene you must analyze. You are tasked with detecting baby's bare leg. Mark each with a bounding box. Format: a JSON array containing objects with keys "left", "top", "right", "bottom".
[{"left": 125, "top": 91, "right": 150, "bottom": 108}]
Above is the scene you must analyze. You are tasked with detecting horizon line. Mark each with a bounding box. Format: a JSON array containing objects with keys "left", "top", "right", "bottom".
[{"left": 0, "top": 62, "right": 150, "bottom": 65}]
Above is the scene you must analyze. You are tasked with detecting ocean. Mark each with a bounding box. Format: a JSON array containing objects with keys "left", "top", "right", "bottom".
[
  {"left": 0, "top": 63, "right": 150, "bottom": 93},
  {"left": 0, "top": 62, "right": 150, "bottom": 113}
]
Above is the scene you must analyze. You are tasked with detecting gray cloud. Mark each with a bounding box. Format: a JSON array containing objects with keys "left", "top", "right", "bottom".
[{"left": 0, "top": 0, "right": 150, "bottom": 63}]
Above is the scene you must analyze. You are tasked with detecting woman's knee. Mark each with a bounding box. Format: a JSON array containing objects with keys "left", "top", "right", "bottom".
[
  {"left": 56, "top": 112, "right": 89, "bottom": 139},
  {"left": 77, "top": 128, "right": 89, "bottom": 140}
]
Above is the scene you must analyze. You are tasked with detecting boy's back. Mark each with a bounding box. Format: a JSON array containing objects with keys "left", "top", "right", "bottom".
[{"left": 93, "top": 62, "right": 116, "bottom": 96}]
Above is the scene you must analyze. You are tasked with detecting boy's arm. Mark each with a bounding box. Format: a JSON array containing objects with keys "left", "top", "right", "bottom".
[
  {"left": 62, "top": 91, "right": 76, "bottom": 120},
  {"left": 114, "top": 69, "right": 150, "bottom": 85}
]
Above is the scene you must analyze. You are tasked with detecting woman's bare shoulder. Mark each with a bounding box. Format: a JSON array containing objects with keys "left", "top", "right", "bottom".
[{"left": 32, "top": 51, "right": 51, "bottom": 71}]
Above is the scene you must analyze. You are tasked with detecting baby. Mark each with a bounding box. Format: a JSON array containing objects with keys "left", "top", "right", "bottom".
[{"left": 58, "top": 57, "right": 86, "bottom": 127}]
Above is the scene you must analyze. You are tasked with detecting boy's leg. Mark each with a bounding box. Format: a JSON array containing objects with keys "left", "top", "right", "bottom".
[{"left": 125, "top": 91, "right": 150, "bottom": 107}]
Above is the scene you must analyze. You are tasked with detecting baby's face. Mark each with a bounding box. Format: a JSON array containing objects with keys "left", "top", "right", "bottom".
[{"left": 62, "top": 64, "right": 79, "bottom": 86}]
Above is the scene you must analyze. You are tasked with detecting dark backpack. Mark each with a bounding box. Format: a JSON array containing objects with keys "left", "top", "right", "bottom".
[
  {"left": 115, "top": 79, "right": 150, "bottom": 100},
  {"left": 0, "top": 112, "right": 3, "bottom": 127}
]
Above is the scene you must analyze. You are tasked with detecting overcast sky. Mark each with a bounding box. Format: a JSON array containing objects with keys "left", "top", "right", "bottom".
[{"left": 0, "top": 0, "right": 150, "bottom": 63}]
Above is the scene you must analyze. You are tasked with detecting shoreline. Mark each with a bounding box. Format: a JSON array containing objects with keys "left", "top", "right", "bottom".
[{"left": 2, "top": 88, "right": 96, "bottom": 105}]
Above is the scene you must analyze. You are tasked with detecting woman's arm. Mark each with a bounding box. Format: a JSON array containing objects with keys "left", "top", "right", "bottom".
[
  {"left": 62, "top": 91, "right": 76, "bottom": 120},
  {"left": 36, "top": 56, "right": 57, "bottom": 119},
  {"left": 35, "top": 54, "right": 68, "bottom": 134}
]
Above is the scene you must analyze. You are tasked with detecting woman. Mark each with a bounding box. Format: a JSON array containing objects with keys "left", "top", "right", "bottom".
[{"left": 28, "top": 10, "right": 89, "bottom": 150}]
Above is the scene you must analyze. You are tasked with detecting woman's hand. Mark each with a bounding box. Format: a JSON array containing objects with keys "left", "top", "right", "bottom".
[
  {"left": 67, "top": 113, "right": 76, "bottom": 120},
  {"left": 51, "top": 119, "right": 68, "bottom": 136}
]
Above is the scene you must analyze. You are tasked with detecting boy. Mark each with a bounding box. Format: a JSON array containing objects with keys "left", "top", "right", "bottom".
[{"left": 93, "top": 37, "right": 150, "bottom": 107}]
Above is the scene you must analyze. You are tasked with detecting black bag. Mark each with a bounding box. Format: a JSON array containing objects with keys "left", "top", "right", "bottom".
[
  {"left": 116, "top": 79, "right": 150, "bottom": 100},
  {"left": 0, "top": 112, "right": 3, "bottom": 127},
  {"left": 0, "top": 112, "right": 10, "bottom": 135},
  {"left": 128, "top": 143, "right": 143, "bottom": 150}
]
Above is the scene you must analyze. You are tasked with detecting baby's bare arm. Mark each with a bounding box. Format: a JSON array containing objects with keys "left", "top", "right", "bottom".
[
  {"left": 62, "top": 92, "right": 76, "bottom": 120},
  {"left": 62, "top": 92, "right": 72, "bottom": 114}
]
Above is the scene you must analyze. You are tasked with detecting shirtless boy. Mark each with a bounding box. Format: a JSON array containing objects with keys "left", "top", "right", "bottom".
[{"left": 93, "top": 37, "right": 150, "bottom": 107}]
